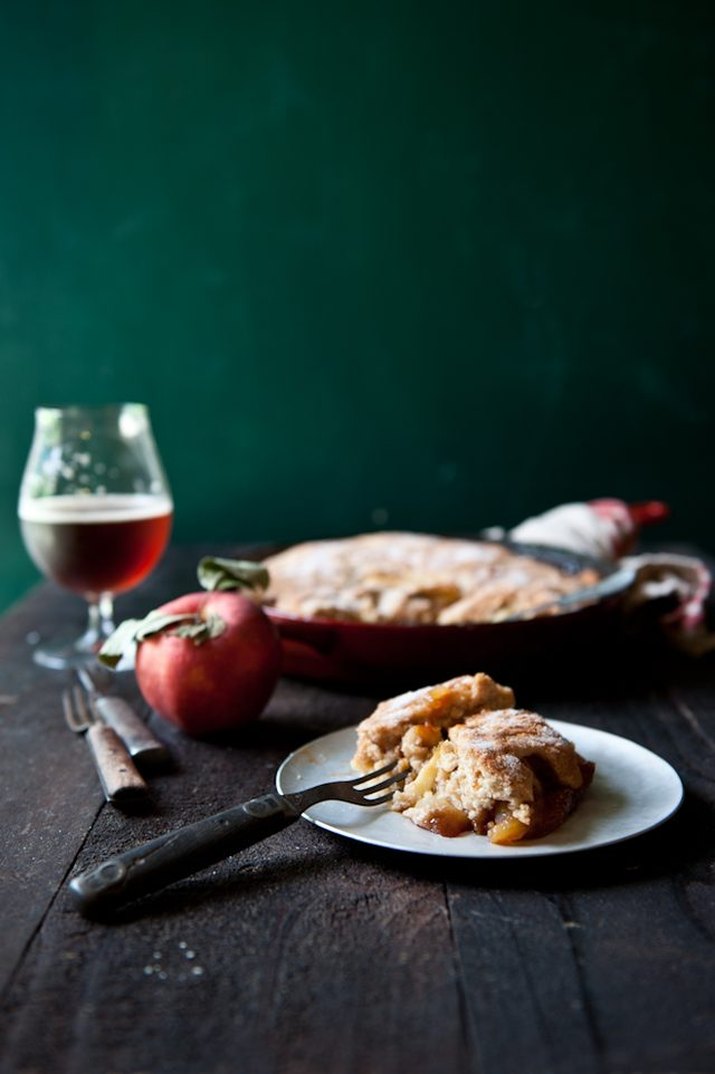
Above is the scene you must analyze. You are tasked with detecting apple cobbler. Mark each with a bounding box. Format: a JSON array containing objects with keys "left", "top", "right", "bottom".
[
  {"left": 352, "top": 673, "right": 594, "bottom": 845},
  {"left": 262, "top": 532, "right": 599, "bottom": 625}
]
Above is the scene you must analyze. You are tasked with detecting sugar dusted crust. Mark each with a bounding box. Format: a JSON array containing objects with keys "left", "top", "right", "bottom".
[
  {"left": 351, "top": 674, "right": 595, "bottom": 845},
  {"left": 262, "top": 531, "right": 599, "bottom": 625},
  {"left": 352, "top": 673, "right": 516, "bottom": 772}
]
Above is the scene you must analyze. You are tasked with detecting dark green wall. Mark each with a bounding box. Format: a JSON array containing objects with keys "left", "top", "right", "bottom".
[{"left": 1, "top": 1, "right": 713, "bottom": 610}]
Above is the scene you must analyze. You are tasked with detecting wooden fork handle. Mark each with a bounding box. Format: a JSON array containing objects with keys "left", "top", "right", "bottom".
[
  {"left": 69, "top": 792, "right": 297, "bottom": 916},
  {"left": 86, "top": 723, "right": 148, "bottom": 804}
]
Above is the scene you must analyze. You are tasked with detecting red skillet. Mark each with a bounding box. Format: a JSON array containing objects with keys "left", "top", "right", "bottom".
[{"left": 265, "top": 544, "right": 637, "bottom": 690}]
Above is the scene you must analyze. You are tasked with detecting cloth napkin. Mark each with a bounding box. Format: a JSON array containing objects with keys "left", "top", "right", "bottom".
[{"left": 490, "top": 499, "right": 714, "bottom": 655}]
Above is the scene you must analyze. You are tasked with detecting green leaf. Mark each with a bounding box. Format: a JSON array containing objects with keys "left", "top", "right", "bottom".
[
  {"left": 97, "top": 618, "right": 145, "bottom": 669},
  {"left": 134, "top": 611, "right": 203, "bottom": 641},
  {"left": 197, "top": 556, "right": 270, "bottom": 593},
  {"left": 98, "top": 609, "right": 227, "bottom": 667},
  {"left": 169, "top": 613, "right": 226, "bottom": 642}
]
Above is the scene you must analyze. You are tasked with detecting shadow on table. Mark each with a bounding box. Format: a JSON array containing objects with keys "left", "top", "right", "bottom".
[
  {"left": 66, "top": 845, "right": 343, "bottom": 926},
  {"left": 357, "top": 787, "right": 713, "bottom": 894},
  {"left": 71, "top": 788, "right": 712, "bottom": 927}
]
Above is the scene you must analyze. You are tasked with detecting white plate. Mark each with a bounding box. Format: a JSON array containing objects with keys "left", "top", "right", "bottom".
[{"left": 276, "top": 721, "right": 683, "bottom": 859}]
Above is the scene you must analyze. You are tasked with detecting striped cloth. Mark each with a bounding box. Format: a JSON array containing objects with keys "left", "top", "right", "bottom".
[{"left": 505, "top": 500, "right": 713, "bottom": 655}]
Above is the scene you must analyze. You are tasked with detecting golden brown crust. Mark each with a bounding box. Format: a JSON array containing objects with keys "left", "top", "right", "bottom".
[
  {"left": 263, "top": 531, "right": 599, "bottom": 625},
  {"left": 352, "top": 673, "right": 516, "bottom": 772},
  {"left": 351, "top": 676, "right": 595, "bottom": 845}
]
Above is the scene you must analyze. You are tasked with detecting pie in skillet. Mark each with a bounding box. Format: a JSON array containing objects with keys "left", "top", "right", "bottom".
[
  {"left": 262, "top": 531, "right": 599, "bottom": 625},
  {"left": 352, "top": 673, "right": 595, "bottom": 845}
]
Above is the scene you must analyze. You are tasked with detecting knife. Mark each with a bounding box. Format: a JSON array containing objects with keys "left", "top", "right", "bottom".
[{"left": 76, "top": 667, "right": 170, "bottom": 770}]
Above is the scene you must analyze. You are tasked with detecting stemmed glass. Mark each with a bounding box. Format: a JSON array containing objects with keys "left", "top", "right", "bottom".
[{"left": 18, "top": 403, "right": 173, "bottom": 668}]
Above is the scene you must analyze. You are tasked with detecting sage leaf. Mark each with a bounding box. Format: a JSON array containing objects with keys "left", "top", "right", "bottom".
[
  {"left": 98, "top": 618, "right": 144, "bottom": 669},
  {"left": 134, "top": 611, "right": 203, "bottom": 641},
  {"left": 98, "top": 609, "right": 227, "bottom": 667},
  {"left": 171, "top": 613, "right": 226, "bottom": 642},
  {"left": 197, "top": 556, "right": 270, "bottom": 593}
]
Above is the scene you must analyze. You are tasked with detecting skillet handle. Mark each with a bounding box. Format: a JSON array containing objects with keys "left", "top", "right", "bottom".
[{"left": 69, "top": 793, "right": 297, "bottom": 917}]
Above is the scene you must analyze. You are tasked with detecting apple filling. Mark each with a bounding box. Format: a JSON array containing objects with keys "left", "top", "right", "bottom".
[{"left": 353, "top": 675, "right": 594, "bottom": 845}]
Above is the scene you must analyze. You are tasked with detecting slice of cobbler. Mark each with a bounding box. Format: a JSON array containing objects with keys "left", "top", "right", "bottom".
[{"left": 352, "top": 674, "right": 594, "bottom": 845}]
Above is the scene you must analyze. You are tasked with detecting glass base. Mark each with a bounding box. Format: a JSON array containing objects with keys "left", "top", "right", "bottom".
[
  {"left": 30, "top": 629, "right": 110, "bottom": 670},
  {"left": 29, "top": 595, "right": 116, "bottom": 670}
]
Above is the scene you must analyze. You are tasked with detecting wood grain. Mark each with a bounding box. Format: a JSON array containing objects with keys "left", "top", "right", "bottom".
[{"left": 1, "top": 546, "right": 714, "bottom": 1074}]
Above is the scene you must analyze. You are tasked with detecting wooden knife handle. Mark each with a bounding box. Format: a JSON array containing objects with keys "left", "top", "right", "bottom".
[
  {"left": 92, "top": 695, "right": 169, "bottom": 768},
  {"left": 85, "top": 723, "right": 149, "bottom": 804}
]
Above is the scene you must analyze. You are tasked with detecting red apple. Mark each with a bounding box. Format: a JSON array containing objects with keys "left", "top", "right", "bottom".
[
  {"left": 99, "top": 556, "right": 283, "bottom": 736},
  {"left": 130, "top": 590, "right": 282, "bottom": 735}
]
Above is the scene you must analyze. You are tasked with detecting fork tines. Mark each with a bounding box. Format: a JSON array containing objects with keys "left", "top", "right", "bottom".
[
  {"left": 63, "top": 685, "right": 92, "bottom": 733},
  {"left": 352, "top": 761, "right": 409, "bottom": 804},
  {"left": 62, "top": 684, "right": 149, "bottom": 804}
]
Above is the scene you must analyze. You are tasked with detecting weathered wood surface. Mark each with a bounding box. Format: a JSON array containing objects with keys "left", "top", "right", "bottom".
[{"left": 0, "top": 546, "right": 714, "bottom": 1074}]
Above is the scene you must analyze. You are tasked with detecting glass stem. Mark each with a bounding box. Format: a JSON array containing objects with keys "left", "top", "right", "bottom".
[
  {"left": 98, "top": 592, "right": 116, "bottom": 639},
  {"left": 84, "top": 594, "right": 116, "bottom": 649}
]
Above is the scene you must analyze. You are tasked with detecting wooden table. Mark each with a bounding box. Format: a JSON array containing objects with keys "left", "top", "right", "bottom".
[{"left": 1, "top": 545, "right": 714, "bottom": 1074}]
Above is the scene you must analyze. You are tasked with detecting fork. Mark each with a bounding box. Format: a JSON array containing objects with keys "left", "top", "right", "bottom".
[
  {"left": 76, "top": 666, "right": 169, "bottom": 770},
  {"left": 63, "top": 685, "right": 149, "bottom": 805},
  {"left": 69, "top": 761, "right": 408, "bottom": 916}
]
